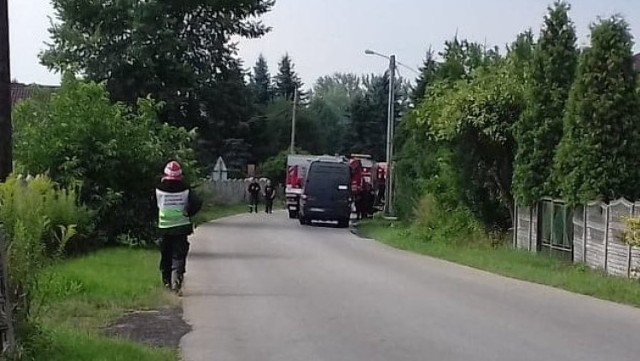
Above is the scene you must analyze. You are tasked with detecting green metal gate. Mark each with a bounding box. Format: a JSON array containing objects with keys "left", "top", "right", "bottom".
[{"left": 538, "top": 198, "right": 574, "bottom": 261}]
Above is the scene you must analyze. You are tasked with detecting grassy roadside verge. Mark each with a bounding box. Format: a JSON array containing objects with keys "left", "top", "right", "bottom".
[
  {"left": 193, "top": 202, "right": 248, "bottom": 226},
  {"left": 358, "top": 219, "right": 640, "bottom": 307},
  {"left": 36, "top": 248, "right": 179, "bottom": 361},
  {"left": 33, "top": 203, "right": 246, "bottom": 361}
]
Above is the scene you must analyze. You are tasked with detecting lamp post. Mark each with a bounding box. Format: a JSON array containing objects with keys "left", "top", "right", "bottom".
[
  {"left": 365, "top": 49, "right": 396, "bottom": 217},
  {"left": 290, "top": 88, "right": 298, "bottom": 154}
]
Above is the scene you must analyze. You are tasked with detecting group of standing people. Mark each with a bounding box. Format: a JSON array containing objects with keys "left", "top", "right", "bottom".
[
  {"left": 354, "top": 182, "right": 376, "bottom": 220},
  {"left": 247, "top": 177, "right": 277, "bottom": 214},
  {"left": 354, "top": 181, "right": 385, "bottom": 220}
]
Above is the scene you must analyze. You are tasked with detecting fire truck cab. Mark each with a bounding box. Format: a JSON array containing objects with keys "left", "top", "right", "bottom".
[{"left": 285, "top": 155, "right": 318, "bottom": 219}]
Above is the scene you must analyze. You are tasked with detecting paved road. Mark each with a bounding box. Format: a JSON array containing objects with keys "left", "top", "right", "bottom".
[{"left": 181, "top": 212, "right": 640, "bottom": 361}]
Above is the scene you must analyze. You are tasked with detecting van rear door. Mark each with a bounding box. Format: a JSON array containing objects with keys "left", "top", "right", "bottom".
[{"left": 305, "top": 163, "right": 350, "bottom": 209}]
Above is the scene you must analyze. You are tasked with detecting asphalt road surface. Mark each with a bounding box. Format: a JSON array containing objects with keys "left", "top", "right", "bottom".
[{"left": 181, "top": 212, "right": 640, "bottom": 361}]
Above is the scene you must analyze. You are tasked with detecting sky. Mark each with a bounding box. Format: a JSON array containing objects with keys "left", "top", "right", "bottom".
[{"left": 8, "top": 0, "right": 640, "bottom": 87}]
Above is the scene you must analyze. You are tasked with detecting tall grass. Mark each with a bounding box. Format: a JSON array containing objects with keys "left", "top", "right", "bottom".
[{"left": 0, "top": 174, "right": 93, "bottom": 356}]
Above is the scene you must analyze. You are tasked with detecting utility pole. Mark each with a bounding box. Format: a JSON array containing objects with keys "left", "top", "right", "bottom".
[
  {"left": 0, "top": 3, "right": 14, "bottom": 357},
  {"left": 365, "top": 49, "right": 416, "bottom": 218},
  {"left": 290, "top": 88, "right": 298, "bottom": 154},
  {"left": 384, "top": 55, "right": 396, "bottom": 216},
  {"left": 0, "top": 0, "right": 11, "bottom": 182}
]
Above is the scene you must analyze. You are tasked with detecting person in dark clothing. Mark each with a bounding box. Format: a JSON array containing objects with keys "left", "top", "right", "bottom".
[
  {"left": 377, "top": 180, "right": 386, "bottom": 206},
  {"left": 263, "top": 180, "right": 276, "bottom": 214},
  {"left": 365, "top": 182, "right": 376, "bottom": 218},
  {"left": 248, "top": 178, "right": 261, "bottom": 213},
  {"left": 155, "top": 161, "right": 202, "bottom": 293}
]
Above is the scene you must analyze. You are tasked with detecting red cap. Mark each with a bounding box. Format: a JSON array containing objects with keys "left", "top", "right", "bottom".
[{"left": 163, "top": 161, "right": 183, "bottom": 180}]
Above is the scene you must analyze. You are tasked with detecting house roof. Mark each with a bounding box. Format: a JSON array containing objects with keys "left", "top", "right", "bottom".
[
  {"left": 10, "top": 83, "right": 58, "bottom": 107},
  {"left": 10, "top": 83, "right": 31, "bottom": 106}
]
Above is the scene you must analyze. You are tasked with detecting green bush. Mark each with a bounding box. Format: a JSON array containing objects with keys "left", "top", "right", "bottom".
[
  {"left": 260, "top": 151, "right": 288, "bottom": 185},
  {"left": 394, "top": 127, "right": 434, "bottom": 219},
  {"left": 410, "top": 192, "right": 487, "bottom": 247},
  {"left": 13, "top": 74, "right": 198, "bottom": 242},
  {"left": 0, "top": 175, "right": 93, "bottom": 255},
  {"left": 0, "top": 174, "right": 92, "bottom": 355}
]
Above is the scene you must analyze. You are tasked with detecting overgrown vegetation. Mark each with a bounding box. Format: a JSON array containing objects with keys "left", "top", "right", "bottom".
[
  {"left": 398, "top": 34, "right": 530, "bottom": 231},
  {"left": 13, "top": 75, "right": 197, "bottom": 244},
  {"left": 621, "top": 217, "right": 640, "bottom": 247},
  {"left": 0, "top": 175, "right": 91, "bottom": 357},
  {"left": 395, "top": 1, "right": 640, "bottom": 243}
]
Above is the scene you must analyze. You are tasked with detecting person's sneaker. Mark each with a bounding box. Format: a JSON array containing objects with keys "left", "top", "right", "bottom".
[{"left": 172, "top": 274, "right": 184, "bottom": 294}]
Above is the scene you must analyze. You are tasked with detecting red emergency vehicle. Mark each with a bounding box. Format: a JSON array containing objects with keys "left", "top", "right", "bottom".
[
  {"left": 285, "top": 155, "right": 319, "bottom": 218},
  {"left": 349, "top": 154, "right": 381, "bottom": 218}
]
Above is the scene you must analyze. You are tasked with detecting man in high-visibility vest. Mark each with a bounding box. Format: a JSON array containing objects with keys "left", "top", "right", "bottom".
[{"left": 155, "top": 161, "right": 202, "bottom": 292}]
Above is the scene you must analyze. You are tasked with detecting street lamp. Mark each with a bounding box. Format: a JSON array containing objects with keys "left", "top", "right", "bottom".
[
  {"left": 365, "top": 49, "right": 397, "bottom": 218},
  {"left": 365, "top": 50, "right": 420, "bottom": 74}
]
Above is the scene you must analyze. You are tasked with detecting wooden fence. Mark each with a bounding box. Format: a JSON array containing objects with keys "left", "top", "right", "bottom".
[{"left": 515, "top": 198, "right": 640, "bottom": 278}]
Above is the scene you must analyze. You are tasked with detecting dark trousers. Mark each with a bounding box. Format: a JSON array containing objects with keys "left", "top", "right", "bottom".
[
  {"left": 160, "top": 234, "right": 190, "bottom": 283},
  {"left": 265, "top": 198, "right": 274, "bottom": 213},
  {"left": 377, "top": 185, "right": 385, "bottom": 205},
  {"left": 249, "top": 194, "right": 259, "bottom": 212}
]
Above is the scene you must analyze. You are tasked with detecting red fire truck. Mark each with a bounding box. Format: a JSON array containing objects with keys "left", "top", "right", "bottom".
[
  {"left": 285, "top": 154, "right": 319, "bottom": 218},
  {"left": 349, "top": 154, "right": 383, "bottom": 218}
]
